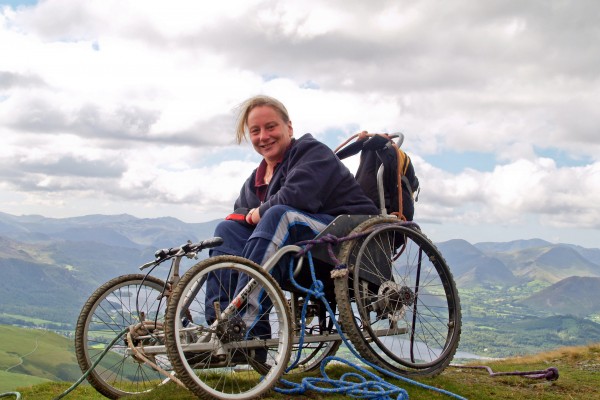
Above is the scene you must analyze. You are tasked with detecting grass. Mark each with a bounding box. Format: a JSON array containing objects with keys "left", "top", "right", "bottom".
[
  {"left": 7, "top": 343, "right": 600, "bottom": 400},
  {"left": 0, "top": 370, "right": 51, "bottom": 393},
  {"left": 0, "top": 325, "right": 81, "bottom": 383}
]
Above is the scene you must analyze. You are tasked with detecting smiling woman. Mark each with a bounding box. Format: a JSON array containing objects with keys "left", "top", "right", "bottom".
[{"left": 203, "top": 94, "right": 378, "bottom": 338}]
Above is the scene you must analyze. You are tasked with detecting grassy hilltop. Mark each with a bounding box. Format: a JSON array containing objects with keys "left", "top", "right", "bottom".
[{"left": 2, "top": 323, "right": 598, "bottom": 400}]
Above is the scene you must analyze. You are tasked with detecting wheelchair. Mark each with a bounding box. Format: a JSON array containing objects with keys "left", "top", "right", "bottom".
[{"left": 74, "top": 134, "right": 462, "bottom": 400}]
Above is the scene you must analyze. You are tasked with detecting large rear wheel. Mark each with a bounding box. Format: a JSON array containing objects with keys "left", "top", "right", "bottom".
[{"left": 335, "top": 218, "right": 461, "bottom": 376}]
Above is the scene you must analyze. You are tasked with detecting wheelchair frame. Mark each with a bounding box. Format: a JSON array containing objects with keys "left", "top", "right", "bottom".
[{"left": 74, "top": 137, "right": 461, "bottom": 400}]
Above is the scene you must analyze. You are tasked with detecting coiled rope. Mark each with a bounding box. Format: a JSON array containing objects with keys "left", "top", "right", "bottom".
[{"left": 275, "top": 249, "right": 467, "bottom": 400}]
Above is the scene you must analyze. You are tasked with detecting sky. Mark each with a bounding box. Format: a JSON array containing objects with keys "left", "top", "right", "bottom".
[{"left": 0, "top": 0, "right": 599, "bottom": 248}]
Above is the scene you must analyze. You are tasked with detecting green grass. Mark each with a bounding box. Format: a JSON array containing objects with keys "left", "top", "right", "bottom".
[
  {"left": 8, "top": 343, "right": 600, "bottom": 400},
  {"left": 0, "top": 325, "right": 81, "bottom": 383},
  {"left": 0, "top": 370, "right": 51, "bottom": 393}
]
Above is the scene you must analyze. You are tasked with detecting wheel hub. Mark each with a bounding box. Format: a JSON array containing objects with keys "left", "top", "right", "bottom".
[
  {"left": 216, "top": 315, "right": 247, "bottom": 343},
  {"left": 377, "top": 281, "right": 415, "bottom": 313}
]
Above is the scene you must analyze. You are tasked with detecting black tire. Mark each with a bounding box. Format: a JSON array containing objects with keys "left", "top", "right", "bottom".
[
  {"left": 164, "top": 255, "right": 292, "bottom": 400},
  {"left": 334, "top": 218, "right": 461, "bottom": 376},
  {"left": 74, "top": 274, "right": 169, "bottom": 399}
]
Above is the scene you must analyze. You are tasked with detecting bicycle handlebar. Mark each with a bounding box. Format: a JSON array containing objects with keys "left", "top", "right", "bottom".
[{"left": 139, "top": 236, "right": 224, "bottom": 270}]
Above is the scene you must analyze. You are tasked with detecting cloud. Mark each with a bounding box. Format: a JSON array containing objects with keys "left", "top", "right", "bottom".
[
  {"left": 415, "top": 156, "right": 600, "bottom": 229},
  {"left": 0, "top": 0, "right": 598, "bottom": 247}
]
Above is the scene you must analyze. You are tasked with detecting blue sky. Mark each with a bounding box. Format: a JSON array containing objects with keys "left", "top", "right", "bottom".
[
  {"left": 0, "top": 0, "right": 599, "bottom": 248},
  {"left": 0, "top": 0, "right": 36, "bottom": 5}
]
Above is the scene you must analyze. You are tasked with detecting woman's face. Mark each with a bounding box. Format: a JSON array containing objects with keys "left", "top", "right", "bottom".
[{"left": 247, "top": 105, "right": 293, "bottom": 165}]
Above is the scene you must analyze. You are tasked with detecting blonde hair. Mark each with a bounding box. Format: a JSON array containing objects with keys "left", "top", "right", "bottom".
[{"left": 235, "top": 95, "right": 290, "bottom": 144}]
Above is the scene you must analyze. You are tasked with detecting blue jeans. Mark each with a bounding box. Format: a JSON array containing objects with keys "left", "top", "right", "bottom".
[{"left": 204, "top": 205, "right": 334, "bottom": 339}]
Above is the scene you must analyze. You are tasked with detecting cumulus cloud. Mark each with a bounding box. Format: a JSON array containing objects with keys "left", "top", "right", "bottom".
[
  {"left": 415, "top": 156, "right": 600, "bottom": 229},
  {"left": 0, "top": 0, "right": 598, "bottom": 246}
]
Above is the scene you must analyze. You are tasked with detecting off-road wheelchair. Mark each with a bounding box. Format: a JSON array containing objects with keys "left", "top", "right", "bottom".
[{"left": 74, "top": 133, "right": 462, "bottom": 400}]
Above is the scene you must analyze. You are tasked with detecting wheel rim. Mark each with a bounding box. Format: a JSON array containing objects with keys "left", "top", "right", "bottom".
[
  {"left": 168, "top": 258, "right": 292, "bottom": 399},
  {"left": 353, "top": 225, "right": 461, "bottom": 371},
  {"left": 78, "top": 276, "right": 169, "bottom": 396}
]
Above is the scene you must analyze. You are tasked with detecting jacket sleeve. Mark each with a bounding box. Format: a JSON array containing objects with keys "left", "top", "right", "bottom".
[
  {"left": 234, "top": 171, "right": 261, "bottom": 210},
  {"left": 258, "top": 140, "right": 341, "bottom": 215}
]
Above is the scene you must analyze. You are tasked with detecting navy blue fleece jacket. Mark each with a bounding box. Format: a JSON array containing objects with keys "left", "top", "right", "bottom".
[{"left": 234, "top": 133, "right": 378, "bottom": 216}]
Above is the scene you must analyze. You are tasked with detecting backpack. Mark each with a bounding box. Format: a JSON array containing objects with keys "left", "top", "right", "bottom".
[{"left": 336, "top": 133, "right": 420, "bottom": 221}]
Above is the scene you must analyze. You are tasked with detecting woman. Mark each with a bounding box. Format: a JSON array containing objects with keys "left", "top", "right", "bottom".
[{"left": 205, "top": 95, "right": 378, "bottom": 353}]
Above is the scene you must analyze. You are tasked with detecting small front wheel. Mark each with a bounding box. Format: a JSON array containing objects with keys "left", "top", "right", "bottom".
[
  {"left": 74, "top": 274, "right": 169, "bottom": 399},
  {"left": 165, "top": 255, "right": 292, "bottom": 400}
]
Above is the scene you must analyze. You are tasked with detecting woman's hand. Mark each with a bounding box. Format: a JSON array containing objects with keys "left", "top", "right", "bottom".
[{"left": 246, "top": 208, "right": 261, "bottom": 225}]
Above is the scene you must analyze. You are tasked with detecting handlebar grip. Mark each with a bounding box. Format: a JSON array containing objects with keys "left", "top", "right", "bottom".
[
  {"left": 154, "top": 247, "right": 178, "bottom": 260},
  {"left": 200, "top": 237, "right": 224, "bottom": 249},
  {"left": 154, "top": 248, "right": 169, "bottom": 259}
]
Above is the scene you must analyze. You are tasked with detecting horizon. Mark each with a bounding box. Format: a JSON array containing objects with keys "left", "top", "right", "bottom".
[
  {"left": 1, "top": 1, "right": 598, "bottom": 249},
  {"left": 2, "top": 209, "right": 598, "bottom": 250}
]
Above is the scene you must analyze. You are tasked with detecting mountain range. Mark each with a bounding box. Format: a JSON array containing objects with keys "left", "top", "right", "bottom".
[{"left": 1, "top": 211, "right": 599, "bottom": 328}]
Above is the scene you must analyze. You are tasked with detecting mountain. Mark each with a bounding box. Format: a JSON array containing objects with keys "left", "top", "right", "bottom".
[
  {"left": 518, "top": 276, "right": 600, "bottom": 317},
  {"left": 436, "top": 239, "right": 518, "bottom": 287},
  {"left": 1, "top": 211, "right": 599, "bottom": 330},
  {"left": 0, "top": 212, "right": 220, "bottom": 326},
  {"left": 474, "top": 238, "right": 553, "bottom": 253},
  {"left": 496, "top": 245, "right": 600, "bottom": 283},
  {"left": 563, "top": 244, "right": 600, "bottom": 266},
  {"left": 0, "top": 211, "right": 219, "bottom": 249}
]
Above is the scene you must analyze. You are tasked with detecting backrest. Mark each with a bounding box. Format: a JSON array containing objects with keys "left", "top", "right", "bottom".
[{"left": 336, "top": 134, "right": 419, "bottom": 221}]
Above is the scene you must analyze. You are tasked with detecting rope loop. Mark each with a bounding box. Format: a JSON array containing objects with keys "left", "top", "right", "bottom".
[{"left": 279, "top": 250, "right": 467, "bottom": 400}]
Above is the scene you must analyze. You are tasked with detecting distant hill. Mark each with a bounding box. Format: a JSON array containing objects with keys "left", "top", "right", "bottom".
[
  {"left": 0, "top": 212, "right": 220, "bottom": 326},
  {"left": 0, "top": 257, "right": 93, "bottom": 324},
  {"left": 563, "top": 244, "right": 600, "bottom": 266},
  {"left": 504, "top": 246, "right": 599, "bottom": 283},
  {"left": 1, "top": 211, "right": 599, "bottom": 328},
  {"left": 0, "top": 211, "right": 219, "bottom": 249},
  {"left": 436, "top": 239, "right": 518, "bottom": 287},
  {"left": 471, "top": 239, "right": 600, "bottom": 284},
  {"left": 518, "top": 276, "right": 600, "bottom": 317},
  {"left": 475, "top": 238, "right": 553, "bottom": 253}
]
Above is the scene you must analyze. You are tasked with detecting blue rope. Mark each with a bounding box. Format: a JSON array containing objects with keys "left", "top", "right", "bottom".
[{"left": 275, "top": 251, "right": 467, "bottom": 400}]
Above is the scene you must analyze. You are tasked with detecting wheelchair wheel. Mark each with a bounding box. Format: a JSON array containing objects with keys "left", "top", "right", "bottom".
[
  {"left": 74, "top": 274, "right": 169, "bottom": 399},
  {"left": 287, "top": 293, "right": 341, "bottom": 373},
  {"left": 335, "top": 218, "right": 461, "bottom": 376},
  {"left": 164, "top": 255, "right": 292, "bottom": 400}
]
